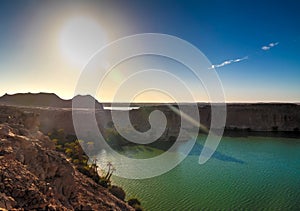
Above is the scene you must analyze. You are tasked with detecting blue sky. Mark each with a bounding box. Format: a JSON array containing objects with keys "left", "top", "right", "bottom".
[{"left": 0, "top": 0, "right": 299, "bottom": 102}]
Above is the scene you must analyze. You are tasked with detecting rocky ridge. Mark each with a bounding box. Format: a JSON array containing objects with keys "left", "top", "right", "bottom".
[{"left": 0, "top": 110, "right": 133, "bottom": 210}]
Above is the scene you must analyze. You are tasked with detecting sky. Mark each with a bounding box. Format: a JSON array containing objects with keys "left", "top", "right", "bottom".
[{"left": 0, "top": 0, "right": 299, "bottom": 102}]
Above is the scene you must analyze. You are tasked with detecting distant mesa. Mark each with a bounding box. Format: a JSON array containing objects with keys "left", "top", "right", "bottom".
[{"left": 0, "top": 92, "right": 103, "bottom": 109}]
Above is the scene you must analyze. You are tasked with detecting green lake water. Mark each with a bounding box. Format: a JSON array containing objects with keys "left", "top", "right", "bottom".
[{"left": 98, "top": 136, "right": 300, "bottom": 210}]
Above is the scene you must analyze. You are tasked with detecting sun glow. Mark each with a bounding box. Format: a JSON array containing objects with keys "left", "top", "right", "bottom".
[{"left": 59, "top": 16, "right": 107, "bottom": 67}]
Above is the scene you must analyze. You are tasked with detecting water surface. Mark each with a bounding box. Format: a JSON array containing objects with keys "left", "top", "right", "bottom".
[{"left": 98, "top": 136, "right": 300, "bottom": 210}]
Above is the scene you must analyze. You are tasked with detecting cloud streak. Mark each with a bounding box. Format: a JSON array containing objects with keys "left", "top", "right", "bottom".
[
  {"left": 261, "top": 42, "right": 279, "bottom": 51},
  {"left": 211, "top": 41, "right": 279, "bottom": 70},
  {"left": 209, "top": 56, "right": 248, "bottom": 69}
]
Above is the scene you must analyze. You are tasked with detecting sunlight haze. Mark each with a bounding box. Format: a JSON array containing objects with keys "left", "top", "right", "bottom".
[{"left": 0, "top": 0, "right": 299, "bottom": 103}]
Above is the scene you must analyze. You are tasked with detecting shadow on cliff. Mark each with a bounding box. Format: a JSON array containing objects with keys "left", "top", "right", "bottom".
[{"left": 188, "top": 143, "right": 245, "bottom": 164}]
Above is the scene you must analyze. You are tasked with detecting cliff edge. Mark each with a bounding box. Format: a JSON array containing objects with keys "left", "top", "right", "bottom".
[{"left": 0, "top": 121, "right": 133, "bottom": 210}]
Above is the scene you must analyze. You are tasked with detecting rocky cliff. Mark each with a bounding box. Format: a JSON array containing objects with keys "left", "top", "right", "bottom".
[
  {"left": 198, "top": 103, "right": 300, "bottom": 132},
  {"left": 128, "top": 103, "right": 300, "bottom": 133},
  {"left": 0, "top": 108, "right": 133, "bottom": 210},
  {"left": 1, "top": 93, "right": 300, "bottom": 138}
]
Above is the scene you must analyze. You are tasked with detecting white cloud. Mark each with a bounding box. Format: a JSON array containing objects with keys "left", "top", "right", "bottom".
[
  {"left": 269, "top": 42, "right": 279, "bottom": 47},
  {"left": 209, "top": 56, "right": 248, "bottom": 69},
  {"left": 262, "top": 46, "right": 270, "bottom": 50},
  {"left": 261, "top": 42, "right": 279, "bottom": 51}
]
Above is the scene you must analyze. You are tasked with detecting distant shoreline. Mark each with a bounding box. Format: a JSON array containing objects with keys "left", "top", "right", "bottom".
[{"left": 1, "top": 93, "right": 299, "bottom": 138}]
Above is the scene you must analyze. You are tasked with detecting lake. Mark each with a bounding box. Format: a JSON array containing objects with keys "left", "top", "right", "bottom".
[{"left": 98, "top": 135, "right": 300, "bottom": 210}]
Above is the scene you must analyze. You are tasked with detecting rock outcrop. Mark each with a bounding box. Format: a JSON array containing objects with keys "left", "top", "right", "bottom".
[{"left": 0, "top": 120, "right": 133, "bottom": 210}]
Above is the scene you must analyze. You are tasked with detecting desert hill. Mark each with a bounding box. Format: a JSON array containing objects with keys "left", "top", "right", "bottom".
[{"left": 0, "top": 93, "right": 103, "bottom": 109}]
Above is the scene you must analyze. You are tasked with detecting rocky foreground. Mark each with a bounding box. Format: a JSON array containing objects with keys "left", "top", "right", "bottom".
[{"left": 0, "top": 122, "right": 133, "bottom": 210}]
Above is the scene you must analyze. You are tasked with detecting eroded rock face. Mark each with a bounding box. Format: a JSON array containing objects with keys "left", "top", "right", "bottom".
[
  {"left": 0, "top": 106, "right": 40, "bottom": 132},
  {"left": 0, "top": 123, "right": 133, "bottom": 211}
]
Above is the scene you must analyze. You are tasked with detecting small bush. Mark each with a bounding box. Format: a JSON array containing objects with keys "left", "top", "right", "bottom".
[
  {"left": 73, "top": 159, "right": 80, "bottom": 164},
  {"left": 98, "top": 179, "right": 109, "bottom": 188},
  {"left": 128, "top": 198, "right": 143, "bottom": 210},
  {"left": 77, "top": 166, "right": 93, "bottom": 178},
  {"left": 109, "top": 185, "right": 126, "bottom": 201},
  {"left": 128, "top": 198, "right": 141, "bottom": 206}
]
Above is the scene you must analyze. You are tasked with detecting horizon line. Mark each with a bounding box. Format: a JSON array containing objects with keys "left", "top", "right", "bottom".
[{"left": 1, "top": 92, "right": 300, "bottom": 104}]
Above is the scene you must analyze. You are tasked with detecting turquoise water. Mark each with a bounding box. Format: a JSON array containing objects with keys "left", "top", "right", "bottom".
[{"left": 98, "top": 136, "right": 300, "bottom": 210}]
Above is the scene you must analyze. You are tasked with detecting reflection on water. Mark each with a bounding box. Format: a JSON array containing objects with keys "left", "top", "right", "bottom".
[
  {"left": 103, "top": 106, "right": 140, "bottom": 110},
  {"left": 188, "top": 142, "right": 245, "bottom": 164}
]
